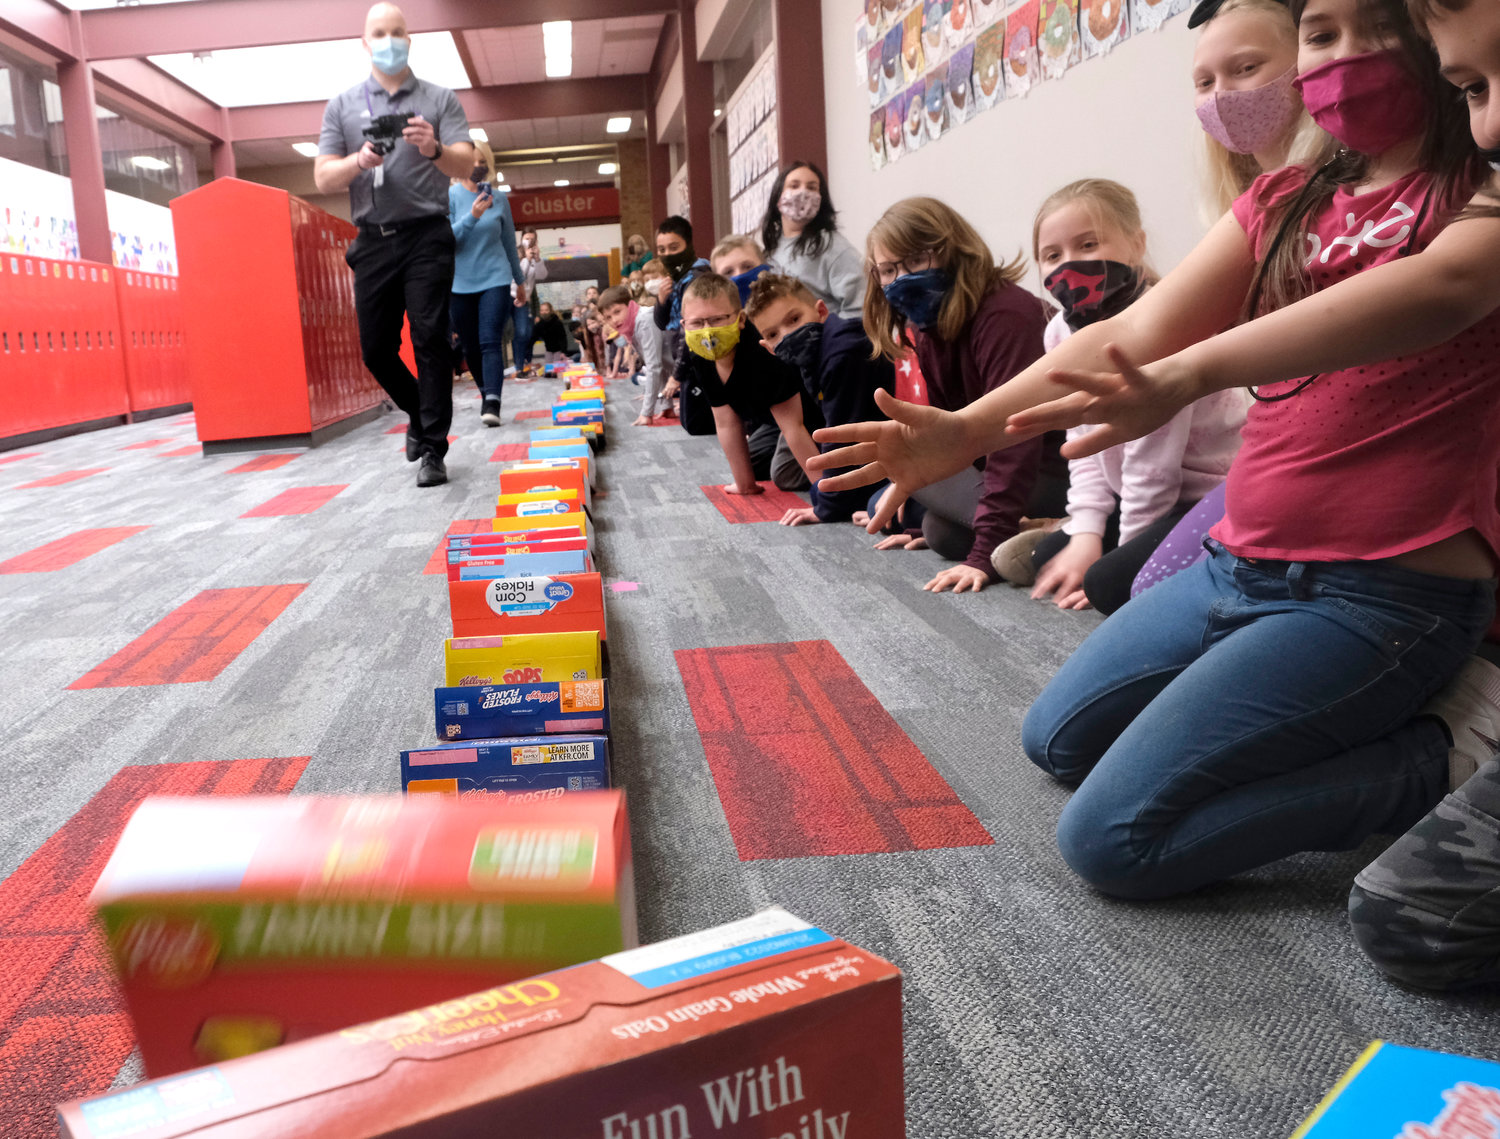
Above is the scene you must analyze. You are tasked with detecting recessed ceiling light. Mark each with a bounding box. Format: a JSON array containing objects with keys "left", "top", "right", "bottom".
[
  {"left": 292, "top": 141, "right": 320, "bottom": 157},
  {"left": 491, "top": 170, "right": 503, "bottom": 182},
  {"left": 469, "top": 127, "right": 488, "bottom": 142},
  {"left": 713, "top": 108, "right": 722, "bottom": 117},
  {"left": 605, "top": 116, "right": 631, "bottom": 133},
  {"left": 131, "top": 156, "right": 172, "bottom": 171},
  {"left": 554, "top": 179, "right": 571, "bottom": 187},
  {"left": 598, "top": 162, "right": 617, "bottom": 175},
  {"left": 497, "top": 184, "right": 512, "bottom": 193},
  {"left": 543, "top": 21, "right": 572, "bottom": 77},
  {"left": 545, "top": 55, "right": 572, "bottom": 77}
]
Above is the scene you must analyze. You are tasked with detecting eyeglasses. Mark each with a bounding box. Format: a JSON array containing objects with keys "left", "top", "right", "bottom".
[
  {"left": 871, "top": 249, "right": 939, "bottom": 286},
  {"left": 682, "top": 313, "right": 737, "bottom": 330}
]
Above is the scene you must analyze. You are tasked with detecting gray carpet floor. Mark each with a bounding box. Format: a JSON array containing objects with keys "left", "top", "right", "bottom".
[{"left": 2, "top": 376, "right": 1497, "bottom": 1136}]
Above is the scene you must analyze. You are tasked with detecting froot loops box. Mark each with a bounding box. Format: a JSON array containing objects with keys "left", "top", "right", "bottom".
[
  {"left": 60, "top": 909, "right": 904, "bottom": 1139},
  {"left": 85, "top": 792, "right": 634, "bottom": 1077}
]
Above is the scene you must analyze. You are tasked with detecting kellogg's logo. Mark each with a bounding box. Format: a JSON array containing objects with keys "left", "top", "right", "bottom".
[{"left": 116, "top": 914, "right": 220, "bottom": 988}]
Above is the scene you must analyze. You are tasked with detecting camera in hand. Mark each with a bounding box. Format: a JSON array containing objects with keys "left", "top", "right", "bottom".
[{"left": 362, "top": 113, "right": 412, "bottom": 155}]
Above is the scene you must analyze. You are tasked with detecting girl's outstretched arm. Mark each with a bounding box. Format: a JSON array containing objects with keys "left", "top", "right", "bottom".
[
  {"left": 811, "top": 212, "right": 1256, "bottom": 532},
  {"left": 1015, "top": 183, "right": 1500, "bottom": 458}
]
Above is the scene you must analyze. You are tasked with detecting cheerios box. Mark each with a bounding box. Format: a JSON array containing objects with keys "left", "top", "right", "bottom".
[
  {"left": 59, "top": 908, "right": 904, "bottom": 1139},
  {"left": 436, "top": 679, "right": 610, "bottom": 740},
  {"left": 449, "top": 572, "right": 606, "bottom": 641},
  {"left": 84, "top": 792, "right": 635, "bottom": 1078},
  {"left": 1289, "top": 1042, "right": 1500, "bottom": 1138},
  {"left": 402, "top": 734, "right": 611, "bottom": 798},
  {"left": 444, "top": 630, "right": 601, "bottom": 686}
]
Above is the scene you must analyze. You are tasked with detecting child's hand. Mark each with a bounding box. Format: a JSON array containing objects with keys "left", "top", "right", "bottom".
[
  {"left": 1005, "top": 343, "right": 1201, "bottom": 460},
  {"left": 810, "top": 389, "right": 976, "bottom": 531},
  {"left": 874, "top": 533, "right": 927, "bottom": 550},
  {"left": 780, "top": 507, "right": 820, "bottom": 526},
  {"left": 923, "top": 565, "right": 990, "bottom": 593},
  {"left": 663, "top": 379, "right": 680, "bottom": 398},
  {"left": 851, "top": 510, "right": 871, "bottom": 526},
  {"left": 724, "top": 482, "right": 764, "bottom": 496},
  {"left": 1030, "top": 533, "right": 1101, "bottom": 610}
]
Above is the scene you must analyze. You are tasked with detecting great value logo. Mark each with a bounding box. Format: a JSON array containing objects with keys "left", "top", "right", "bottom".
[{"left": 516, "top": 500, "right": 570, "bottom": 516}]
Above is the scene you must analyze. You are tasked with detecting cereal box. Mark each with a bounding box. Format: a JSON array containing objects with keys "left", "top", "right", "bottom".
[
  {"left": 1290, "top": 1042, "right": 1500, "bottom": 1138},
  {"left": 435, "top": 679, "right": 610, "bottom": 739},
  {"left": 444, "top": 630, "right": 601, "bottom": 686},
  {"left": 448, "top": 572, "right": 606, "bottom": 640},
  {"left": 402, "top": 734, "right": 611, "bottom": 797}
]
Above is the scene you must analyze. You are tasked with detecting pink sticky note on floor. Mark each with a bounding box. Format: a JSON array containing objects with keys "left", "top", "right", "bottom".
[{"left": 610, "top": 582, "right": 639, "bottom": 593}]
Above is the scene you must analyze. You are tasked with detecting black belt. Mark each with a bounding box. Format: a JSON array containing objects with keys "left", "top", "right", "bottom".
[{"left": 357, "top": 215, "right": 444, "bottom": 238}]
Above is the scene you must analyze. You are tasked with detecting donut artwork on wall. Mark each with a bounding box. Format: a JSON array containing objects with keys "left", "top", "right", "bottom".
[
  {"left": 1004, "top": 1, "right": 1040, "bottom": 96},
  {"left": 924, "top": 61, "right": 950, "bottom": 141},
  {"left": 856, "top": 0, "right": 1187, "bottom": 171},
  {"left": 1081, "top": 0, "right": 1130, "bottom": 55},
  {"left": 947, "top": 41, "right": 977, "bottom": 125},
  {"left": 903, "top": 76, "right": 928, "bottom": 153},
  {"left": 903, "top": 7, "right": 928, "bottom": 83},
  {"left": 1038, "top": 0, "right": 1081, "bottom": 79}
]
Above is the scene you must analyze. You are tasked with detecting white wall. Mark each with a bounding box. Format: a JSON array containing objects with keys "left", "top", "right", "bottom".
[
  {"left": 536, "top": 223, "right": 621, "bottom": 258},
  {"left": 821, "top": 0, "right": 1213, "bottom": 286}
]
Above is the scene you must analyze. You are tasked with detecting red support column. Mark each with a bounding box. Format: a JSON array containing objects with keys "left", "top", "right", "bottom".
[
  {"left": 676, "top": 0, "right": 716, "bottom": 248},
  {"left": 772, "top": 0, "right": 827, "bottom": 174},
  {"left": 56, "top": 52, "right": 112, "bottom": 265},
  {"left": 642, "top": 77, "right": 670, "bottom": 227}
]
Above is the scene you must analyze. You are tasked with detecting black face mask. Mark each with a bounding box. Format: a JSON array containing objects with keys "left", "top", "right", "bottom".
[
  {"left": 660, "top": 248, "right": 696, "bottom": 281},
  {"left": 1043, "top": 259, "right": 1145, "bottom": 331},
  {"left": 469, "top": 166, "right": 487, "bottom": 184},
  {"left": 772, "top": 320, "right": 824, "bottom": 378}
]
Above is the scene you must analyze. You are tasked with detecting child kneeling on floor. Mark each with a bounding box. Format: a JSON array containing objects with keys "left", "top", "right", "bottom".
[
  {"left": 994, "top": 179, "right": 1248, "bottom": 613},
  {"left": 678, "top": 272, "right": 823, "bottom": 497},
  {"left": 598, "top": 284, "right": 672, "bottom": 426},
  {"left": 745, "top": 272, "right": 896, "bottom": 526}
]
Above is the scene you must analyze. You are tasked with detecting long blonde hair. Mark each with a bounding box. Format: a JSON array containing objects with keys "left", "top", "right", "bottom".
[
  {"left": 1031, "top": 178, "right": 1159, "bottom": 285},
  {"left": 863, "top": 197, "right": 1027, "bottom": 361},
  {"left": 468, "top": 140, "right": 496, "bottom": 183},
  {"left": 1198, "top": 0, "right": 1333, "bottom": 217}
]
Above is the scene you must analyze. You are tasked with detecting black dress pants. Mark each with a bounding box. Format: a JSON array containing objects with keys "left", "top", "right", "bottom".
[{"left": 347, "top": 216, "right": 455, "bottom": 459}]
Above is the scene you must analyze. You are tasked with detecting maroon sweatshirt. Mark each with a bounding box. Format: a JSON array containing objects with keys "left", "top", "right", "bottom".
[{"left": 911, "top": 282, "right": 1049, "bottom": 578}]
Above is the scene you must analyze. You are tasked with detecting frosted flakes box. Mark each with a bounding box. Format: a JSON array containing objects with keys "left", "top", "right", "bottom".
[
  {"left": 85, "top": 792, "right": 634, "bottom": 1078},
  {"left": 402, "top": 734, "right": 610, "bottom": 798},
  {"left": 444, "top": 630, "right": 601, "bottom": 686},
  {"left": 59, "top": 908, "right": 904, "bottom": 1139},
  {"left": 1290, "top": 1042, "right": 1500, "bottom": 1138},
  {"left": 436, "top": 679, "right": 610, "bottom": 739}
]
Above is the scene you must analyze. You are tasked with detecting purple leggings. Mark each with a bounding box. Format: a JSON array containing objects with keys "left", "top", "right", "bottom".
[{"left": 1130, "top": 482, "right": 1226, "bottom": 600}]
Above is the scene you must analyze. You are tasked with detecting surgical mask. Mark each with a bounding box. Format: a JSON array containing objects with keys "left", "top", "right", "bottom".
[
  {"left": 370, "top": 35, "right": 410, "bottom": 76},
  {"left": 643, "top": 276, "right": 666, "bottom": 293},
  {"left": 779, "top": 188, "right": 822, "bottom": 224},
  {"left": 1292, "top": 50, "right": 1428, "bottom": 155},
  {"left": 685, "top": 319, "right": 742, "bottom": 360},
  {"left": 1195, "top": 65, "right": 1300, "bottom": 155},
  {"left": 882, "top": 268, "right": 950, "bottom": 332},
  {"left": 730, "top": 264, "right": 771, "bottom": 305},
  {"left": 1043, "top": 260, "right": 1145, "bottom": 331},
  {"left": 661, "top": 249, "right": 696, "bottom": 281}
]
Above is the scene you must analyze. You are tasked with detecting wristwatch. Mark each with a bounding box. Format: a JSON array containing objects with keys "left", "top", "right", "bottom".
[{"left": 426, "top": 140, "right": 443, "bottom": 161}]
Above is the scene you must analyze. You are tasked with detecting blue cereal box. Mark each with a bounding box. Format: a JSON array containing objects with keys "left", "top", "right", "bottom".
[
  {"left": 401, "top": 733, "right": 610, "bottom": 798},
  {"left": 435, "top": 679, "right": 611, "bottom": 739},
  {"left": 529, "top": 442, "right": 590, "bottom": 461},
  {"left": 452, "top": 549, "right": 593, "bottom": 581},
  {"left": 530, "top": 427, "right": 586, "bottom": 442},
  {"left": 1291, "top": 1042, "right": 1500, "bottom": 1138}
]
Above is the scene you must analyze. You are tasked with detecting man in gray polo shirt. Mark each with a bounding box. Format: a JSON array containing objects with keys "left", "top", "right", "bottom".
[{"left": 315, "top": 2, "right": 474, "bottom": 487}]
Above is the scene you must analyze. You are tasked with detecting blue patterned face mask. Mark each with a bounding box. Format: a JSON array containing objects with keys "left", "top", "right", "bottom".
[
  {"left": 730, "top": 264, "right": 771, "bottom": 305},
  {"left": 370, "top": 35, "right": 410, "bottom": 76},
  {"left": 882, "top": 268, "right": 950, "bottom": 332}
]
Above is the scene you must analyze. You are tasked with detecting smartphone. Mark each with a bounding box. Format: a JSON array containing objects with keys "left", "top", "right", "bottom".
[{"left": 476, "top": 181, "right": 492, "bottom": 199}]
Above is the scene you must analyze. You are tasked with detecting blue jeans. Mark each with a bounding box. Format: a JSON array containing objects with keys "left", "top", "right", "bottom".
[
  {"left": 1021, "top": 540, "right": 1495, "bottom": 899},
  {"left": 512, "top": 304, "right": 535, "bottom": 368},
  {"left": 451, "top": 285, "right": 514, "bottom": 402}
]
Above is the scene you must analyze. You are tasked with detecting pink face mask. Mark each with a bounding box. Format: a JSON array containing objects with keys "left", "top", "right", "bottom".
[
  {"left": 1292, "top": 49, "right": 1428, "bottom": 155},
  {"left": 1196, "top": 65, "right": 1300, "bottom": 155}
]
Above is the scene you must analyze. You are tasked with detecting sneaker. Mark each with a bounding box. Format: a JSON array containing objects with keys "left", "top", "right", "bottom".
[
  {"left": 1422, "top": 655, "right": 1500, "bottom": 789},
  {"left": 405, "top": 430, "right": 420, "bottom": 462},
  {"left": 990, "top": 521, "right": 1065, "bottom": 586},
  {"left": 480, "top": 398, "right": 501, "bottom": 427},
  {"left": 416, "top": 454, "right": 448, "bottom": 488}
]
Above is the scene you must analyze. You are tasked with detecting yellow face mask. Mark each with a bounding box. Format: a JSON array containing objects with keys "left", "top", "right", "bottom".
[{"left": 685, "top": 319, "right": 742, "bottom": 361}]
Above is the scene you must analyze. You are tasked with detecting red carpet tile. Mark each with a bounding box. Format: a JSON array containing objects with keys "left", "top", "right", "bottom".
[
  {"left": 644, "top": 415, "right": 679, "bottom": 427},
  {"left": 423, "top": 518, "right": 490, "bottom": 574},
  {"left": 515, "top": 409, "right": 550, "bottom": 421},
  {"left": 385, "top": 424, "right": 408, "bottom": 434},
  {"left": 675, "top": 640, "right": 994, "bottom": 860},
  {"left": 0, "top": 452, "right": 41, "bottom": 467},
  {"left": 241, "top": 484, "right": 348, "bottom": 518},
  {"left": 227, "top": 453, "right": 298, "bottom": 474},
  {"left": 489, "top": 442, "right": 529, "bottom": 462},
  {"left": 119, "top": 439, "right": 173, "bottom": 451},
  {"left": 0, "top": 527, "right": 150, "bottom": 575},
  {"left": 157, "top": 445, "right": 202, "bottom": 457},
  {"left": 16, "top": 469, "right": 109, "bottom": 489},
  {"left": 70, "top": 584, "right": 307, "bottom": 689},
  {"left": 0, "top": 757, "right": 307, "bottom": 1139},
  {"left": 700, "top": 482, "right": 810, "bottom": 523}
]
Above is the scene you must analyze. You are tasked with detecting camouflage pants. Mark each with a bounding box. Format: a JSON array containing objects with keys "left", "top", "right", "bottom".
[{"left": 1349, "top": 756, "right": 1500, "bottom": 990}]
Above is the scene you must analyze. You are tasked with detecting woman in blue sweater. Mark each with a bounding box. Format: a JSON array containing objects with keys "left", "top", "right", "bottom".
[{"left": 448, "top": 143, "right": 526, "bottom": 426}]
